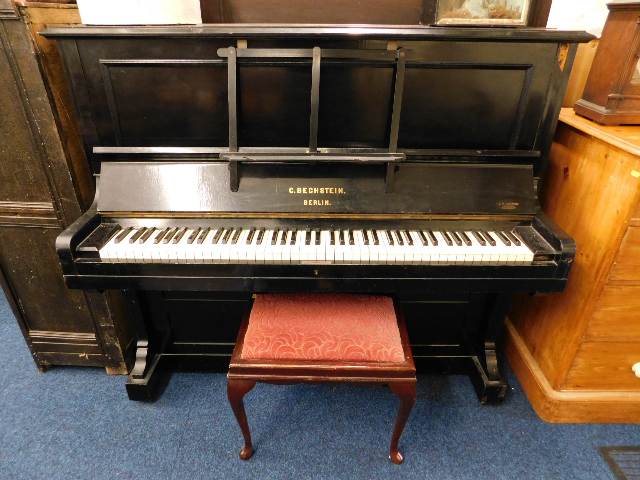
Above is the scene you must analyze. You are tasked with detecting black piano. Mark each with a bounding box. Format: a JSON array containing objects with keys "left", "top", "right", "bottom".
[{"left": 44, "top": 25, "right": 592, "bottom": 402}]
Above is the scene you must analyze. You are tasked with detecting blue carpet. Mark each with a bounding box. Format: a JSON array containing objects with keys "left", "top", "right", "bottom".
[{"left": 0, "top": 292, "right": 638, "bottom": 480}]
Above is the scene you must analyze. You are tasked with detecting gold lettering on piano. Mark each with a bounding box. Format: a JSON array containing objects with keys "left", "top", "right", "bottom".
[
  {"left": 497, "top": 200, "right": 520, "bottom": 210},
  {"left": 288, "top": 186, "right": 345, "bottom": 195},
  {"left": 287, "top": 185, "right": 344, "bottom": 206}
]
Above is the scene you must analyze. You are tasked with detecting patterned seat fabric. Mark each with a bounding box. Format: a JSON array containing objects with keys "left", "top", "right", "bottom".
[{"left": 241, "top": 294, "right": 405, "bottom": 363}]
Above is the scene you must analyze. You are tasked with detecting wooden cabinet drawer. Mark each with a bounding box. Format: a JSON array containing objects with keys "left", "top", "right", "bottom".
[
  {"left": 610, "top": 227, "right": 640, "bottom": 282},
  {"left": 633, "top": 200, "right": 640, "bottom": 224},
  {"left": 564, "top": 342, "right": 640, "bottom": 390},
  {"left": 587, "top": 285, "right": 640, "bottom": 339}
]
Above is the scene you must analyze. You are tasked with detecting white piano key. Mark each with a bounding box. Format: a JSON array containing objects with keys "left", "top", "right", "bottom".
[
  {"left": 355, "top": 230, "right": 369, "bottom": 264},
  {"left": 366, "top": 230, "right": 379, "bottom": 263},
  {"left": 320, "top": 230, "right": 332, "bottom": 263},
  {"left": 331, "top": 230, "right": 343, "bottom": 263},
  {"left": 408, "top": 231, "right": 424, "bottom": 264},
  {"left": 261, "top": 229, "right": 275, "bottom": 263}
]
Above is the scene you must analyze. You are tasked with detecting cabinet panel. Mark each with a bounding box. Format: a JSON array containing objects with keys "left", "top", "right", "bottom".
[
  {"left": 0, "top": 226, "right": 95, "bottom": 334},
  {"left": 0, "top": 40, "right": 51, "bottom": 203},
  {"left": 610, "top": 227, "right": 640, "bottom": 282},
  {"left": 564, "top": 342, "right": 640, "bottom": 390},
  {"left": 632, "top": 200, "right": 640, "bottom": 225},
  {"left": 587, "top": 285, "right": 640, "bottom": 339}
]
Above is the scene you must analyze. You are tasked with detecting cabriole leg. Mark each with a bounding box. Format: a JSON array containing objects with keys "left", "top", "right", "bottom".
[
  {"left": 227, "top": 377, "right": 257, "bottom": 460},
  {"left": 388, "top": 381, "right": 416, "bottom": 464}
]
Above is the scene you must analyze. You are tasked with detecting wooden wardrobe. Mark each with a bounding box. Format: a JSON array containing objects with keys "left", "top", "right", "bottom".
[{"left": 0, "top": 0, "right": 129, "bottom": 372}]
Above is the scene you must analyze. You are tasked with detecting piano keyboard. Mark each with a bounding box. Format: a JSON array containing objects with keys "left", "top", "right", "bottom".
[{"left": 97, "top": 226, "right": 534, "bottom": 265}]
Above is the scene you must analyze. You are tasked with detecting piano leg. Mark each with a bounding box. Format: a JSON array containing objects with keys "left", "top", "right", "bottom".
[
  {"left": 122, "top": 290, "right": 170, "bottom": 401},
  {"left": 468, "top": 293, "right": 510, "bottom": 404}
]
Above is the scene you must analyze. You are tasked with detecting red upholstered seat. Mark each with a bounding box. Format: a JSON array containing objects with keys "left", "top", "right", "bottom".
[{"left": 241, "top": 294, "right": 405, "bottom": 363}]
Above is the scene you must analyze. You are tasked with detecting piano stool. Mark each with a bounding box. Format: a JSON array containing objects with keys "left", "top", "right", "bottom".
[{"left": 226, "top": 294, "right": 417, "bottom": 464}]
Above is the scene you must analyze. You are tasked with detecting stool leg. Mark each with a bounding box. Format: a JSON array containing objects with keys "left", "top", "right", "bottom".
[
  {"left": 388, "top": 381, "right": 416, "bottom": 464},
  {"left": 227, "top": 378, "right": 257, "bottom": 460}
]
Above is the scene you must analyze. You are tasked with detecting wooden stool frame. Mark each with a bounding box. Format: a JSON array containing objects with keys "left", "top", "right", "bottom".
[{"left": 227, "top": 302, "right": 416, "bottom": 464}]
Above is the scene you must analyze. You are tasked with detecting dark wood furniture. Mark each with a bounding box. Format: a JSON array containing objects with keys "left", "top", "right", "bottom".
[
  {"left": 508, "top": 108, "right": 640, "bottom": 423},
  {"left": 0, "top": 0, "right": 129, "bottom": 372},
  {"left": 227, "top": 294, "right": 416, "bottom": 464},
  {"left": 43, "top": 25, "right": 591, "bottom": 402},
  {"left": 575, "top": 1, "right": 640, "bottom": 125}
]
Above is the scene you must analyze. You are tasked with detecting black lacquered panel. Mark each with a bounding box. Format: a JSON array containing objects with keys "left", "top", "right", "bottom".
[
  {"left": 97, "top": 161, "right": 537, "bottom": 215},
  {"left": 318, "top": 64, "right": 394, "bottom": 148},
  {"left": 399, "top": 66, "right": 529, "bottom": 149},
  {"left": 238, "top": 64, "right": 311, "bottom": 147},
  {"left": 103, "top": 63, "right": 229, "bottom": 146}
]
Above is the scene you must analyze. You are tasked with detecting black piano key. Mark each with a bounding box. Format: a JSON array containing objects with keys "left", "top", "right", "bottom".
[
  {"left": 482, "top": 231, "right": 497, "bottom": 246},
  {"left": 162, "top": 227, "right": 178, "bottom": 244},
  {"left": 447, "top": 231, "right": 462, "bottom": 247},
  {"left": 372, "top": 230, "right": 380, "bottom": 246},
  {"left": 114, "top": 227, "right": 133, "bottom": 244},
  {"left": 393, "top": 230, "right": 404, "bottom": 246},
  {"left": 336, "top": 230, "right": 343, "bottom": 245},
  {"left": 154, "top": 227, "right": 170, "bottom": 244},
  {"left": 497, "top": 231, "right": 511, "bottom": 246},
  {"left": 427, "top": 230, "right": 438, "bottom": 246},
  {"left": 231, "top": 228, "right": 242, "bottom": 245},
  {"left": 458, "top": 231, "right": 472, "bottom": 246},
  {"left": 348, "top": 230, "right": 355, "bottom": 246},
  {"left": 221, "top": 228, "right": 234, "bottom": 244},
  {"left": 304, "top": 229, "right": 311, "bottom": 245},
  {"left": 363, "top": 230, "right": 370, "bottom": 246},
  {"left": 187, "top": 228, "right": 200, "bottom": 244},
  {"left": 402, "top": 230, "right": 413, "bottom": 246},
  {"left": 139, "top": 227, "right": 156, "bottom": 244},
  {"left": 417, "top": 230, "right": 428, "bottom": 246},
  {"left": 314, "top": 229, "right": 321, "bottom": 245},
  {"left": 280, "top": 229, "right": 289, "bottom": 245},
  {"left": 246, "top": 228, "right": 256, "bottom": 245},
  {"left": 271, "top": 228, "right": 280, "bottom": 245},
  {"left": 506, "top": 230, "right": 522, "bottom": 246},
  {"left": 172, "top": 227, "right": 188, "bottom": 244},
  {"left": 385, "top": 230, "right": 394, "bottom": 245},
  {"left": 196, "top": 227, "right": 210, "bottom": 244},
  {"left": 256, "top": 228, "right": 265, "bottom": 245},
  {"left": 211, "top": 228, "right": 224, "bottom": 244},
  {"left": 442, "top": 231, "right": 453, "bottom": 246},
  {"left": 129, "top": 227, "right": 147, "bottom": 244},
  {"left": 330, "top": 230, "right": 336, "bottom": 246},
  {"left": 472, "top": 231, "right": 486, "bottom": 246}
]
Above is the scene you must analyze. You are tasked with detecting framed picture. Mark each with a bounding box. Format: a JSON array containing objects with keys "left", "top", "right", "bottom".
[{"left": 436, "top": 0, "right": 532, "bottom": 26}]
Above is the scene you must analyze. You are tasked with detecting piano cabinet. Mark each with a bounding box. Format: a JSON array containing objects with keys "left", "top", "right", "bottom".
[
  {"left": 507, "top": 108, "right": 640, "bottom": 423},
  {"left": 42, "top": 24, "right": 590, "bottom": 401}
]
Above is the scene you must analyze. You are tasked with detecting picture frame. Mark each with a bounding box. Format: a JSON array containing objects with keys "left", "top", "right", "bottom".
[{"left": 436, "top": 0, "right": 532, "bottom": 26}]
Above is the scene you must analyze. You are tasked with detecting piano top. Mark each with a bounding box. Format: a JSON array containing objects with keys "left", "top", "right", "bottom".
[{"left": 42, "top": 24, "right": 594, "bottom": 42}]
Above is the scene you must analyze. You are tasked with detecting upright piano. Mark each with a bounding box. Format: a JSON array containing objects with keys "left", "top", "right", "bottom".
[{"left": 44, "top": 25, "right": 592, "bottom": 402}]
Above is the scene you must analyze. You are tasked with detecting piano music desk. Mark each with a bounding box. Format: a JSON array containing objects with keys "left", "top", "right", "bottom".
[{"left": 507, "top": 108, "right": 640, "bottom": 423}]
